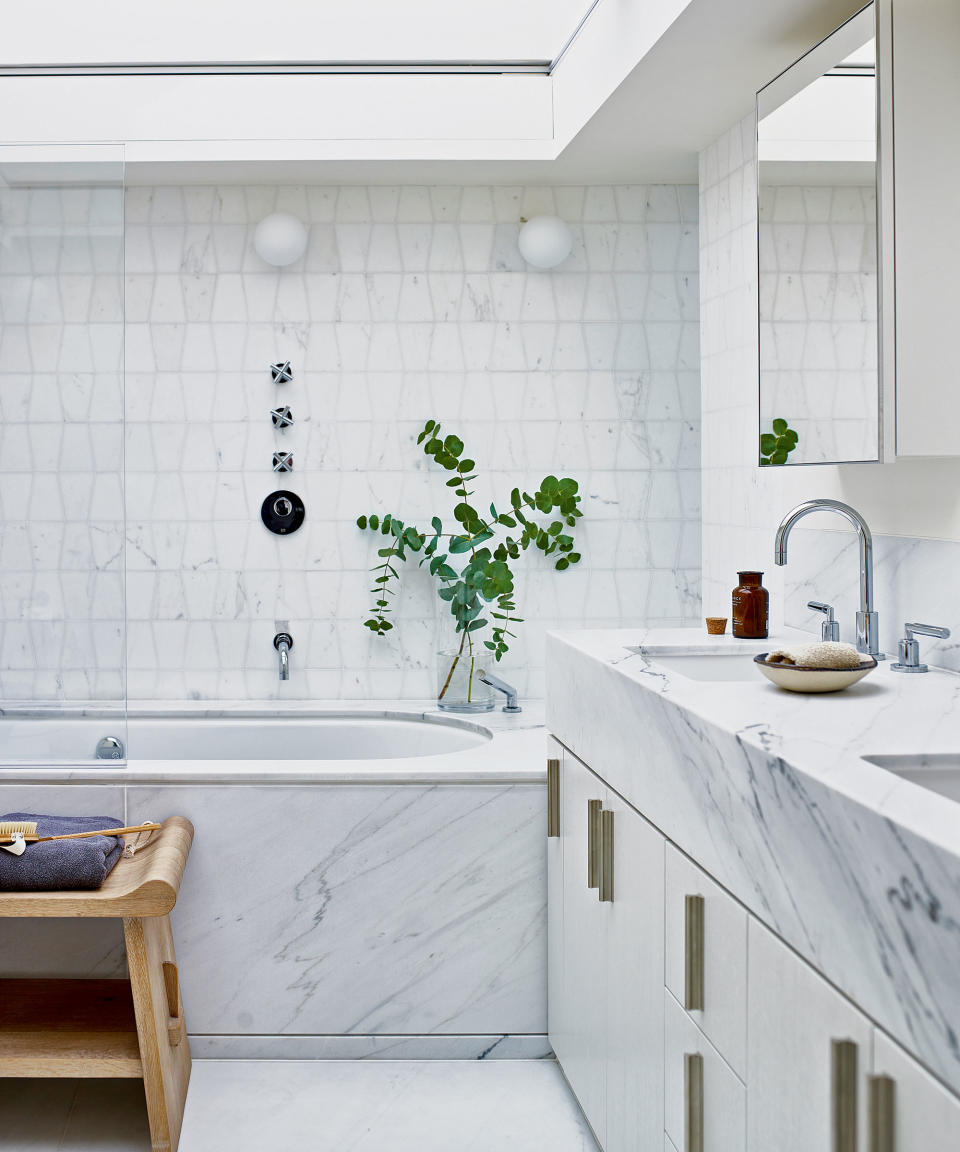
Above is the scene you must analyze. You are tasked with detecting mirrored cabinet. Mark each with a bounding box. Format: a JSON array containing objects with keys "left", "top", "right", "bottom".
[
  {"left": 755, "top": 0, "right": 960, "bottom": 464},
  {"left": 757, "top": 4, "right": 879, "bottom": 466}
]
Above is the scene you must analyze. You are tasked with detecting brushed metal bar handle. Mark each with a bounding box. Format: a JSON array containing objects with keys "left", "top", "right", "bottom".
[
  {"left": 599, "top": 808, "right": 614, "bottom": 902},
  {"left": 684, "top": 894, "right": 705, "bottom": 1011},
  {"left": 868, "top": 1074, "right": 895, "bottom": 1152},
  {"left": 547, "top": 758, "right": 560, "bottom": 838},
  {"left": 685, "top": 1051, "right": 704, "bottom": 1152},
  {"left": 831, "top": 1038, "right": 858, "bottom": 1152},
  {"left": 587, "top": 799, "right": 602, "bottom": 888}
]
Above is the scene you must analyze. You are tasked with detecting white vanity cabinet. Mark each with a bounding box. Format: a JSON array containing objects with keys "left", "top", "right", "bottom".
[
  {"left": 603, "top": 789, "right": 665, "bottom": 1152},
  {"left": 548, "top": 749, "right": 665, "bottom": 1152},
  {"left": 552, "top": 746, "right": 607, "bottom": 1142},
  {"left": 664, "top": 845, "right": 748, "bottom": 1081},
  {"left": 546, "top": 738, "right": 565, "bottom": 1064},
  {"left": 548, "top": 736, "right": 960, "bottom": 1152},
  {"left": 746, "top": 918, "right": 873, "bottom": 1152},
  {"left": 871, "top": 1031, "right": 960, "bottom": 1152},
  {"left": 664, "top": 991, "right": 746, "bottom": 1152}
]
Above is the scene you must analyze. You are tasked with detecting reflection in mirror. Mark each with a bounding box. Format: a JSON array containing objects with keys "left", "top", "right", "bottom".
[{"left": 757, "top": 4, "right": 879, "bottom": 466}]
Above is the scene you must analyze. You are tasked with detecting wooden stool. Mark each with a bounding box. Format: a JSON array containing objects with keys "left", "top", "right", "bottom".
[{"left": 0, "top": 816, "right": 194, "bottom": 1152}]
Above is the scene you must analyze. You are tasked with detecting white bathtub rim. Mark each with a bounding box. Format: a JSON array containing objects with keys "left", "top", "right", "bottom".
[{"left": 0, "top": 700, "right": 546, "bottom": 785}]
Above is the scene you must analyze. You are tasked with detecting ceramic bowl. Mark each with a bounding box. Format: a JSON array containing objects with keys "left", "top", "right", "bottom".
[{"left": 753, "top": 653, "right": 878, "bottom": 693}]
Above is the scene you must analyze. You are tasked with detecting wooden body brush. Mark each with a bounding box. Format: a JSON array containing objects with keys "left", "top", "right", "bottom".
[{"left": 0, "top": 820, "right": 161, "bottom": 856}]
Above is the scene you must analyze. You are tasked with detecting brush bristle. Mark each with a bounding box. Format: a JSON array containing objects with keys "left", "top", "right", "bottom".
[{"left": 0, "top": 820, "right": 38, "bottom": 841}]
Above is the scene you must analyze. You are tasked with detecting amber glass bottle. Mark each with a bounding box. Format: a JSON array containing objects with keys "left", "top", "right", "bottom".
[{"left": 731, "top": 571, "right": 769, "bottom": 639}]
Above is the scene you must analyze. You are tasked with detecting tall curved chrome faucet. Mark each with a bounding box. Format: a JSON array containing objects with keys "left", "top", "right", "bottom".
[{"left": 774, "top": 499, "right": 884, "bottom": 659}]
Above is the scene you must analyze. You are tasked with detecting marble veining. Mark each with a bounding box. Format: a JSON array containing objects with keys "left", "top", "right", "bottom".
[
  {"left": 126, "top": 780, "right": 546, "bottom": 1038},
  {"left": 547, "top": 627, "right": 960, "bottom": 1094}
]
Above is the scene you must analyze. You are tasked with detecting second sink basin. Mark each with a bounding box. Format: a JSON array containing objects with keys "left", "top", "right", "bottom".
[
  {"left": 640, "top": 652, "right": 758, "bottom": 682},
  {"left": 862, "top": 753, "right": 960, "bottom": 804}
]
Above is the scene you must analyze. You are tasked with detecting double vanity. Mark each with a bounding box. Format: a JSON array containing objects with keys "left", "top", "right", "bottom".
[{"left": 545, "top": 627, "right": 960, "bottom": 1151}]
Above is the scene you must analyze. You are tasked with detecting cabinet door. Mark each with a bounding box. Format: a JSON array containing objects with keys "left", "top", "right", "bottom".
[
  {"left": 664, "top": 991, "right": 746, "bottom": 1152},
  {"left": 547, "top": 738, "right": 565, "bottom": 1056},
  {"left": 872, "top": 1030, "right": 960, "bottom": 1152},
  {"left": 665, "top": 844, "right": 748, "bottom": 1079},
  {"left": 554, "top": 750, "right": 607, "bottom": 1146},
  {"left": 604, "top": 792, "right": 665, "bottom": 1152},
  {"left": 747, "top": 918, "right": 873, "bottom": 1152}
]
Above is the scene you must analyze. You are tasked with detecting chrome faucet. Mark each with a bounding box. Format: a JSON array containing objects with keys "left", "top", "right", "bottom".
[
  {"left": 273, "top": 633, "right": 293, "bottom": 681},
  {"left": 478, "top": 669, "right": 522, "bottom": 713},
  {"left": 774, "top": 499, "right": 884, "bottom": 659}
]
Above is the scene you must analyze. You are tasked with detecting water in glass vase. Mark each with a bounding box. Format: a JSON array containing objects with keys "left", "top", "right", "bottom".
[{"left": 436, "top": 646, "right": 495, "bottom": 713}]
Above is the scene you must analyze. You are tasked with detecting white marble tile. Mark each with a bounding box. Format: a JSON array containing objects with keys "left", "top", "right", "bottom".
[{"left": 180, "top": 1060, "right": 598, "bottom": 1152}]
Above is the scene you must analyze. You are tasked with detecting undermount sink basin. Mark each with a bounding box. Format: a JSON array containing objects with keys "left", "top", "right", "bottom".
[
  {"left": 640, "top": 652, "right": 759, "bottom": 682},
  {"left": 862, "top": 754, "right": 960, "bottom": 804}
]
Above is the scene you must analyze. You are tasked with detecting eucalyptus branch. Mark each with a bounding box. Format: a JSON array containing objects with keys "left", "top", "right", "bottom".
[{"left": 357, "top": 418, "right": 584, "bottom": 668}]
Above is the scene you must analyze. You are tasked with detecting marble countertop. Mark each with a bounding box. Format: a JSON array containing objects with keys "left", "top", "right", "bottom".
[
  {"left": 555, "top": 627, "right": 960, "bottom": 857},
  {"left": 0, "top": 699, "right": 547, "bottom": 785}
]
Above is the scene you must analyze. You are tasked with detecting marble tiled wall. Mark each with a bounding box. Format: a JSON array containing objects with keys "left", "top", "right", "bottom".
[
  {"left": 121, "top": 183, "right": 701, "bottom": 700},
  {"left": 700, "top": 116, "right": 960, "bottom": 662},
  {"left": 0, "top": 186, "right": 125, "bottom": 702}
]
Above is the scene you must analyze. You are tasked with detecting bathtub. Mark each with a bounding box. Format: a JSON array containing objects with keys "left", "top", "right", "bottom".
[
  {"left": 0, "top": 708, "right": 492, "bottom": 766},
  {"left": 0, "top": 700, "right": 548, "bottom": 1060}
]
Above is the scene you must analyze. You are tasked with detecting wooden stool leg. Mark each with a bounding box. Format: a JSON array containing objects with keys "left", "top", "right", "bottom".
[{"left": 123, "top": 916, "right": 192, "bottom": 1152}]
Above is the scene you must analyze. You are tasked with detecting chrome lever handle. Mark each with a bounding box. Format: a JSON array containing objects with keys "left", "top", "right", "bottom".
[
  {"left": 808, "top": 600, "right": 840, "bottom": 642},
  {"left": 904, "top": 622, "right": 950, "bottom": 640},
  {"left": 892, "top": 622, "right": 951, "bottom": 673}
]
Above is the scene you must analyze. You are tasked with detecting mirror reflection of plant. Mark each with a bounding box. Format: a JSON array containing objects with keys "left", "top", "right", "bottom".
[
  {"left": 357, "top": 419, "right": 583, "bottom": 702},
  {"left": 760, "top": 418, "right": 799, "bottom": 465}
]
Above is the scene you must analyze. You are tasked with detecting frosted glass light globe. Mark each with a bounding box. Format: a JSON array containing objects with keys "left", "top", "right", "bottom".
[
  {"left": 518, "top": 215, "right": 573, "bottom": 269},
  {"left": 254, "top": 213, "right": 308, "bottom": 267}
]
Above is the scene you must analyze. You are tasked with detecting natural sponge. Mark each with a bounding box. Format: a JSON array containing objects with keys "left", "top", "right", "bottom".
[{"left": 765, "top": 641, "right": 863, "bottom": 669}]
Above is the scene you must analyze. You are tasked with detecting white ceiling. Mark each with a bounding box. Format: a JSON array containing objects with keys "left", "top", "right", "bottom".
[
  {"left": 0, "top": 0, "right": 871, "bottom": 185},
  {"left": 2, "top": 0, "right": 594, "bottom": 66}
]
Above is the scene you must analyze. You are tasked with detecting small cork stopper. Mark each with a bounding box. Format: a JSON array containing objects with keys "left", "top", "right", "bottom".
[{"left": 705, "top": 616, "right": 728, "bottom": 635}]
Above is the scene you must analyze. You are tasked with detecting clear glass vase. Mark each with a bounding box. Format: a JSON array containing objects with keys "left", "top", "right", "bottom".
[{"left": 436, "top": 646, "right": 495, "bottom": 713}]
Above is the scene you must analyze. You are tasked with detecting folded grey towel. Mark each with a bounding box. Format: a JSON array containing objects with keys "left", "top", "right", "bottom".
[{"left": 0, "top": 812, "right": 125, "bottom": 892}]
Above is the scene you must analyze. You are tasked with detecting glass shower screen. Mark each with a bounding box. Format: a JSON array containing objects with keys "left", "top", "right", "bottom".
[{"left": 0, "top": 145, "right": 126, "bottom": 764}]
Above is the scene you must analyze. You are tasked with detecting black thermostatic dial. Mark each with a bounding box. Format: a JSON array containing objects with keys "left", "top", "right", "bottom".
[{"left": 261, "top": 490, "right": 306, "bottom": 535}]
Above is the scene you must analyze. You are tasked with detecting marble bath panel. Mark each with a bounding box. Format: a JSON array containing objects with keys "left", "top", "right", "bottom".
[
  {"left": 126, "top": 783, "right": 547, "bottom": 1036},
  {"left": 0, "top": 784, "right": 127, "bottom": 977},
  {"left": 547, "top": 631, "right": 960, "bottom": 1095}
]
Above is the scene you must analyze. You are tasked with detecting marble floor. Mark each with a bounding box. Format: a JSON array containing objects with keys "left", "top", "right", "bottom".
[{"left": 1, "top": 1059, "right": 599, "bottom": 1151}]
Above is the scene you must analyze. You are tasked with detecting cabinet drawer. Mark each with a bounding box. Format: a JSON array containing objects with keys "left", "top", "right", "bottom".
[
  {"left": 665, "top": 990, "right": 745, "bottom": 1152},
  {"left": 747, "top": 918, "right": 873, "bottom": 1152},
  {"left": 872, "top": 1029, "right": 960, "bottom": 1151},
  {"left": 665, "top": 844, "right": 748, "bottom": 1079}
]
